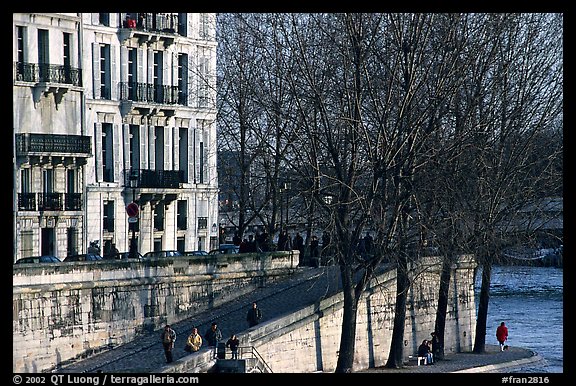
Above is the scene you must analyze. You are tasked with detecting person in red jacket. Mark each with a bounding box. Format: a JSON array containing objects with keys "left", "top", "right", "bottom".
[{"left": 496, "top": 322, "right": 509, "bottom": 351}]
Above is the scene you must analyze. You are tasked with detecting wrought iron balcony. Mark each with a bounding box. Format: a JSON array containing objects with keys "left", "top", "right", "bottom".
[
  {"left": 18, "top": 192, "right": 82, "bottom": 212},
  {"left": 124, "top": 168, "right": 184, "bottom": 189},
  {"left": 121, "top": 13, "right": 183, "bottom": 35},
  {"left": 119, "top": 82, "right": 184, "bottom": 105},
  {"left": 16, "top": 134, "right": 91, "bottom": 155},
  {"left": 64, "top": 193, "right": 82, "bottom": 211},
  {"left": 14, "top": 62, "right": 82, "bottom": 86},
  {"left": 17, "top": 193, "right": 36, "bottom": 211},
  {"left": 38, "top": 193, "right": 63, "bottom": 211}
]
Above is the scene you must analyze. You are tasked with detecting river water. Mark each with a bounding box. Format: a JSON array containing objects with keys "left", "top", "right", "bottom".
[{"left": 476, "top": 265, "right": 563, "bottom": 373}]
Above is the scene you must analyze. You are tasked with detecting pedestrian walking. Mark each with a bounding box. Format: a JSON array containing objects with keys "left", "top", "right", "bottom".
[
  {"left": 246, "top": 302, "right": 262, "bottom": 327},
  {"left": 496, "top": 321, "right": 509, "bottom": 351},
  {"left": 184, "top": 327, "right": 202, "bottom": 353},
  {"left": 160, "top": 324, "right": 176, "bottom": 363},
  {"left": 226, "top": 334, "right": 240, "bottom": 360}
]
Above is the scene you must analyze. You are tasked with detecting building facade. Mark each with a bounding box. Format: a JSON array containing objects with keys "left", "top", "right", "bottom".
[{"left": 13, "top": 13, "right": 219, "bottom": 262}]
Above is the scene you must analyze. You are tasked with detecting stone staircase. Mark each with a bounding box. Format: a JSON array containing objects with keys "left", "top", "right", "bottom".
[{"left": 215, "top": 346, "right": 272, "bottom": 373}]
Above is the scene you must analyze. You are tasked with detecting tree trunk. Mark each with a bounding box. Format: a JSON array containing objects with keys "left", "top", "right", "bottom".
[
  {"left": 335, "top": 265, "right": 358, "bottom": 373},
  {"left": 473, "top": 260, "right": 492, "bottom": 353},
  {"left": 385, "top": 254, "right": 410, "bottom": 368},
  {"left": 433, "top": 255, "right": 454, "bottom": 360}
]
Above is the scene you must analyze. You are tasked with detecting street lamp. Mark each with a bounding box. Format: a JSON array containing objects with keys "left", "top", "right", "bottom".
[{"left": 128, "top": 168, "right": 139, "bottom": 259}]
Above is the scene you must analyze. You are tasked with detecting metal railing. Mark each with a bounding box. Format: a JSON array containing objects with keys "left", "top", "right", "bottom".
[
  {"left": 16, "top": 133, "right": 91, "bottom": 155},
  {"left": 14, "top": 62, "right": 82, "bottom": 86},
  {"left": 17, "top": 192, "right": 82, "bottom": 211},
  {"left": 237, "top": 346, "right": 273, "bottom": 373},
  {"left": 124, "top": 168, "right": 184, "bottom": 189}
]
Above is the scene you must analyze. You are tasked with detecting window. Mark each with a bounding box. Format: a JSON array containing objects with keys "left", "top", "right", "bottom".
[
  {"left": 99, "top": 13, "right": 110, "bottom": 26},
  {"left": 128, "top": 48, "right": 137, "bottom": 100},
  {"left": 102, "top": 123, "right": 114, "bottom": 182},
  {"left": 20, "top": 231, "right": 34, "bottom": 260},
  {"left": 177, "top": 200, "right": 187, "bottom": 230},
  {"left": 43, "top": 169, "right": 54, "bottom": 193},
  {"left": 63, "top": 32, "right": 72, "bottom": 83},
  {"left": 199, "top": 141, "right": 204, "bottom": 184},
  {"left": 197, "top": 120, "right": 209, "bottom": 184},
  {"left": 38, "top": 29, "right": 49, "bottom": 82},
  {"left": 177, "top": 53, "right": 188, "bottom": 105},
  {"left": 177, "top": 237, "right": 185, "bottom": 254},
  {"left": 129, "top": 125, "right": 140, "bottom": 170},
  {"left": 178, "top": 128, "right": 188, "bottom": 181},
  {"left": 67, "top": 228, "right": 78, "bottom": 256},
  {"left": 17, "top": 26, "right": 25, "bottom": 63},
  {"left": 153, "top": 51, "right": 163, "bottom": 102},
  {"left": 66, "top": 169, "right": 81, "bottom": 210},
  {"left": 100, "top": 44, "right": 111, "bottom": 99},
  {"left": 197, "top": 49, "right": 209, "bottom": 108},
  {"left": 154, "top": 126, "right": 164, "bottom": 171},
  {"left": 103, "top": 201, "right": 115, "bottom": 232},
  {"left": 154, "top": 203, "right": 165, "bottom": 231},
  {"left": 63, "top": 33, "right": 71, "bottom": 67},
  {"left": 66, "top": 169, "right": 75, "bottom": 194},
  {"left": 16, "top": 26, "right": 26, "bottom": 81},
  {"left": 153, "top": 238, "right": 162, "bottom": 252},
  {"left": 199, "top": 13, "right": 211, "bottom": 40},
  {"left": 21, "top": 169, "right": 30, "bottom": 194},
  {"left": 18, "top": 169, "right": 34, "bottom": 212}
]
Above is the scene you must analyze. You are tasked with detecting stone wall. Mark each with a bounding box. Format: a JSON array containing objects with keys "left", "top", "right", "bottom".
[
  {"left": 12, "top": 252, "right": 299, "bottom": 373},
  {"left": 194, "top": 255, "right": 477, "bottom": 373}
]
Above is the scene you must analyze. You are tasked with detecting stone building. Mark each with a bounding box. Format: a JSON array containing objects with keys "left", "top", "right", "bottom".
[{"left": 13, "top": 13, "right": 219, "bottom": 261}]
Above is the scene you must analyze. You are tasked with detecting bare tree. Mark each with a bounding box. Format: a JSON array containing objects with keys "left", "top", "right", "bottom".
[
  {"left": 279, "top": 13, "right": 477, "bottom": 371},
  {"left": 462, "top": 13, "right": 563, "bottom": 353},
  {"left": 216, "top": 12, "right": 562, "bottom": 372}
]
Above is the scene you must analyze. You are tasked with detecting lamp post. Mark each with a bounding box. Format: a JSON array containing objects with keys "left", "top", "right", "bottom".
[{"left": 128, "top": 168, "right": 139, "bottom": 259}]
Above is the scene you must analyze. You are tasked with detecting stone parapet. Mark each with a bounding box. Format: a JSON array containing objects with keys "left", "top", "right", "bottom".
[
  {"left": 228, "top": 255, "right": 476, "bottom": 373},
  {"left": 12, "top": 252, "right": 299, "bottom": 373}
]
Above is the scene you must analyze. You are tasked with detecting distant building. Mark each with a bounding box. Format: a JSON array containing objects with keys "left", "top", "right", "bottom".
[
  {"left": 13, "top": 13, "right": 219, "bottom": 262},
  {"left": 499, "top": 196, "right": 563, "bottom": 247}
]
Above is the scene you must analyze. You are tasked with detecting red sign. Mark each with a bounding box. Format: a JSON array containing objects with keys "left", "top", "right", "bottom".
[{"left": 126, "top": 202, "right": 139, "bottom": 218}]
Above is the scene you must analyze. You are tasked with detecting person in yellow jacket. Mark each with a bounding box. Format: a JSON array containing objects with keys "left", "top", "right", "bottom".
[{"left": 185, "top": 327, "right": 202, "bottom": 353}]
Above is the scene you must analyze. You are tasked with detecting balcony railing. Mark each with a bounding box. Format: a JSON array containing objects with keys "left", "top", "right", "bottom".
[
  {"left": 38, "top": 193, "right": 63, "bottom": 211},
  {"left": 16, "top": 134, "right": 91, "bottom": 155},
  {"left": 121, "top": 13, "right": 184, "bottom": 35},
  {"left": 125, "top": 169, "right": 184, "bottom": 189},
  {"left": 119, "top": 82, "right": 184, "bottom": 105},
  {"left": 18, "top": 192, "right": 82, "bottom": 211},
  {"left": 14, "top": 62, "right": 82, "bottom": 86},
  {"left": 64, "top": 193, "right": 82, "bottom": 211},
  {"left": 18, "top": 193, "right": 36, "bottom": 211}
]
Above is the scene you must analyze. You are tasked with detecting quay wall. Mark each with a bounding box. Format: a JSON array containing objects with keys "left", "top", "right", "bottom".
[
  {"left": 13, "top": 252, "right": 299, "bottom": 373},
  {"left": 165, "top": 255, "right": 477, "bottom": 373}
]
